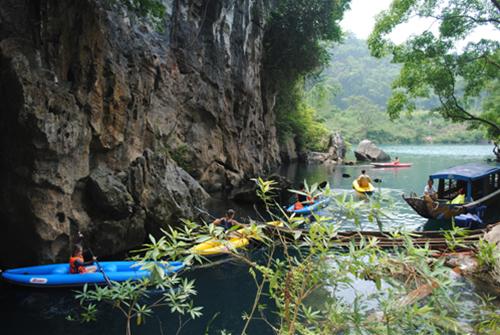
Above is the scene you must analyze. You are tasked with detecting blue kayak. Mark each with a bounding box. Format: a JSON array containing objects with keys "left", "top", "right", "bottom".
[
  {"left": 0, "top": 261, "right": 185, "bottom": 288},
  {"left": 287, "top": 198, "right": 331, "bottom": 215}
]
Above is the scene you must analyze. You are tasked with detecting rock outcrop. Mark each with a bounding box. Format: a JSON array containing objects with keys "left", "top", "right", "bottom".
[
  {"left": 280, "top": 137, "right": 299, "bottom": 163},
  {"left": 305, "top": 133, "right": 346, "bottom": 164},
  {"left": 0, "top": 0, "right": 280, "bottom": 266},
  {"left": 354, "top": 140, "right": 390, "bottom": 162}
]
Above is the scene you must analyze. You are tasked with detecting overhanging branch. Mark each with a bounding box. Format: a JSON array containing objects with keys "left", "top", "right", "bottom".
[
  {"left": 492, "top": 0, "right": 500, "bottom": 12},
  {"left": 441, "top": 95, "right": 500, "bottom": 135}
]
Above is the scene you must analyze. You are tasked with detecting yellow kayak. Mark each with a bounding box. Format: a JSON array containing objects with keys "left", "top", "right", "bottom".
[
  {"left": 190, "top": 232, "right": 250, "bottom": 256},
  {"left": 190, "top": 221, "right": 283, "bottom": 256},
  {"left": 352, "top": 179, "right": 375, "bottom": 194},
  {"left": 265, "top": 220, "right": 284, "bottom": 227}
]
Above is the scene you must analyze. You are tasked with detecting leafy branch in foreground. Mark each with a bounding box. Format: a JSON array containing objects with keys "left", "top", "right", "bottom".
[{"left": 72, "top": 178, "right": 499, "bottom": 335}]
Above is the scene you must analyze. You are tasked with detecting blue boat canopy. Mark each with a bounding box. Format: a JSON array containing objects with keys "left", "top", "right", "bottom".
[{"left": 430, "top": 163, "right": 500, "bottom": 182}]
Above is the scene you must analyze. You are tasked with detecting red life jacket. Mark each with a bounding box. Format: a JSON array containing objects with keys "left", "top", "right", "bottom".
[
  {"left": 69, "top": 256, "right": 87, "bottom": 274},
  {"left": 294, "top": 201, "right": 304, "bottom": 210}
]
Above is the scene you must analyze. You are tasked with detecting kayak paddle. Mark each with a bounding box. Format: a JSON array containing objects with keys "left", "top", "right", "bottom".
[{"left": 78, "top": 232, "right": 113, "bottom": 287}]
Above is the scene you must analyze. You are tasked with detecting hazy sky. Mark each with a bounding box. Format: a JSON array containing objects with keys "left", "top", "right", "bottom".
[
  {"left": 340, "top": 0, "right": 393, "bottom": 40},
  {"left": 340, "top": 0, "right": 498, "bottom": 45}
]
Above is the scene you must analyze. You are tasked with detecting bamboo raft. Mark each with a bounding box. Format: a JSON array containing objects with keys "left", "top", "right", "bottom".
[{"left": 264, "top": 222, "right": 499, "bottom": 252}]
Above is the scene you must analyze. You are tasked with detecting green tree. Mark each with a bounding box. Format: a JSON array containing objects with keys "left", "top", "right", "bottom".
[
  {"left": 368, "top": 0, "right": 500, "bottom": 147},
  {"left": 264, "top": 0, "right": 349, "bottom": 85},
  {"left": 264, "top": 0, "right": 350, "bottom": 152},
  {"left": 305, "top": 35, "right": 486, "bottom": 145}
]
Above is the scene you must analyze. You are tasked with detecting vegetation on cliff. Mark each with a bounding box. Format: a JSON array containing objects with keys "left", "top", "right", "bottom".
[
  {"left": 263, "top": 0, "right": 350, "bottom": 152},
  {"left": 107, "top": 0, "right": 166, "bottom": 30}
]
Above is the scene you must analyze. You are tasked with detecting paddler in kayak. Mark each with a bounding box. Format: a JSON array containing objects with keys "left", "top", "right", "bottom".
[
  {"left": 69, "top": 244, "right": 97, "bottom": 274},
  {"left": 393, "top": 156, "right": 400, "bottom": 165},
  {"left": 293, "top": 183, "right": 314, "bottom": 210},
  {"left": 356, "top": 170, "right": 372, "bottom": 189},
  {"left": 213, "top": 209, "right": 241, "bottom": 231}
]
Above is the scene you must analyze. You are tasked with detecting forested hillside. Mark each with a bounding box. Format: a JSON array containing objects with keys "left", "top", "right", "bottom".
[{"left": 307, "top": 35, "right": 486, "bottom": 145}]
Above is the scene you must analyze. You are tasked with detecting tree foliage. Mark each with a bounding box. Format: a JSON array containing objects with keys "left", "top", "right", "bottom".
[
  {"left": 73, "top": 179, "right": 500, "bottom": 335},
  {"left": 264, "top": 0, "right": 349, "bottom": 84},
  {"left": 264, "top": 0, "right": 350, "bottom": 151},
  {"left": 368, "top": 0, "right": 500, "bottom": 141},
  {"left": 316, "top": 34, "right": 403, "bottom": 110},
  {"left": 307, "top": 35, "right": 486, "bottom": 144},
  {"left": 275, "top": 81, "right": 329, "bottom": 152}
]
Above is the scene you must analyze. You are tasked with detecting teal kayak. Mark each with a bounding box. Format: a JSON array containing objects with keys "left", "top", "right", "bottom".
[{"left": 0, "top": 261, "right": 184, "bottom": 288}]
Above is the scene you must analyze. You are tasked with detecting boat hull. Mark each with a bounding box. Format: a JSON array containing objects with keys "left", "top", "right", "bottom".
[
  {"left": 0, "top": 261, "right": 184, "bottom": 288},
  {"left": 371, "top": 163, "right": 412, "bottom": 168},
  {"left": 404, "top": 186, "right": 500, "bottom": 221},
  {"left": 403, "top": 195, "right": 466, "bottom": 220}
]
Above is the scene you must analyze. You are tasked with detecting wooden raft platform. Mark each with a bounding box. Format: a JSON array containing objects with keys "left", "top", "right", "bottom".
[{"left": 264, "top": 222, "right": 499, "bottom": 251}]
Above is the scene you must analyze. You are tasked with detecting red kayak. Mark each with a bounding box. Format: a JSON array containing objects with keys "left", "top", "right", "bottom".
[{"left": 371, "top": 162, "right": 412, "bottom": 168}]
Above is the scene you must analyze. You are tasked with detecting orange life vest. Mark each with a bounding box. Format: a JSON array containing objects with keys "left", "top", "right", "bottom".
[
  {"left": 294, "top": 201, "right": 304, "bottom": 210},
  {"left": 69, "top": 256, "right": 87, "bottom": 274}
]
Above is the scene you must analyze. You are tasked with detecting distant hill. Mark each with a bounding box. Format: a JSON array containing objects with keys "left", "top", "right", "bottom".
[{"left": 306, "top": 35, "right": 486, "bottom": 145}]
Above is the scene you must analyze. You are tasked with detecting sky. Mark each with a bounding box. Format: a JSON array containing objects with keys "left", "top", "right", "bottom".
[{"left": 340, "top": 0, "right": 499, "bottom": 45}]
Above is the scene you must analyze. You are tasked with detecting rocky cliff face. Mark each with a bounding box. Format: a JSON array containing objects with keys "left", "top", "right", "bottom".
[{"left": 0, "top": 0, "right": 280, "bottom": 266}]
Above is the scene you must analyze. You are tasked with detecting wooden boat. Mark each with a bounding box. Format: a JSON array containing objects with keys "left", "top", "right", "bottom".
[{"left": 403, "top": 163, "right": 500, "bottom": 220}]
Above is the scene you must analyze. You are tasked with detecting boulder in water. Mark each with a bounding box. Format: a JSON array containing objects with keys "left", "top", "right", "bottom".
[
  {"left": 354, "top": 140, "right": 390, "bottom": 162},
  {"left": 305, "top": 133, "right": 346, "bottom": 164}
]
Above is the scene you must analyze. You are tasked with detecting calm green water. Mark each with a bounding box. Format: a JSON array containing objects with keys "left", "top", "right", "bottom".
[
  {"left": 0, "top": 145, "right": 497, "bottom": 335},
  {"left": 279, "top": 144, "right": 497, "bottom": 231}
]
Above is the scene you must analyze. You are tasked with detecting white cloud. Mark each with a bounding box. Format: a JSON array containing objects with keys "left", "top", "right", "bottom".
[
  {"left": 340, "top": 0, "right": 499, "bottom": 45},
  {"left": 340, "top": 0, "right": 393, "bottom": 39}
]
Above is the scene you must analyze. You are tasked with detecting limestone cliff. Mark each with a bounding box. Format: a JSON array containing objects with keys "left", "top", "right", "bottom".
[{"left": 0, "top": 0, "right": 280, "bottom": 266}]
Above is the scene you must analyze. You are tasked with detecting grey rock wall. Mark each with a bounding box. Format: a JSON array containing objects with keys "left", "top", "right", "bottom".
[{"left": 0, "top": 0, "right": 280, "bottom": 266}]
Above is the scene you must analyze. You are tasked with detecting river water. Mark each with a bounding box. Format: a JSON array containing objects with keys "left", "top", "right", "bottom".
[
  {"left": 0, "top": 145, "right": 497, "bottom": 335},
  {"left": 279, "top": 144, "right": 498, "bottom": 230}
]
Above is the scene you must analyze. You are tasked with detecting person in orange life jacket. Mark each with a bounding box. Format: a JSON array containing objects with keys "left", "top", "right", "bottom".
[
  {"left": 69, "top": 244, "right": 97, "bottom": 274},
  {"left": 212, "top": 209, "right": 241, "bottom": 231},
  {"left": 357, "top": 170, "right": 372, "bottom": 188},
  {"left": 294, "top": 183, "right": 314, "bottom": 210}
]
